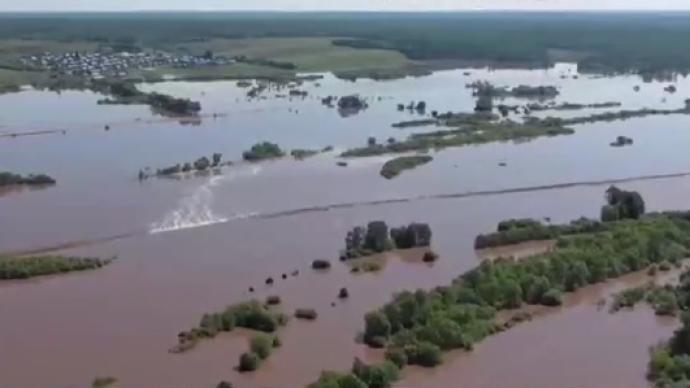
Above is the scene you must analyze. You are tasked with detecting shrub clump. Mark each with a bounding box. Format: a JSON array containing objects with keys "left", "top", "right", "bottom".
[
  {"left": 295, "top": 308, "right": 318, "bottom": 320},
  {"left": 242, "top": 142, "right": 285, "bottom": 162},
  {"left": 250, "top": 333, "right": 274, "bottom": 359},
  {"left": 312, "top": 259, "right": 332, "bottom": 270},
  {"left": 238, "top": 352, "right": 260, "bottom": 372},
  {"left": 173, "top": 300, "right": 287, "bottom": 353},
  {"left": 92, "top": 377, "right": 117, "bottom": 388}
]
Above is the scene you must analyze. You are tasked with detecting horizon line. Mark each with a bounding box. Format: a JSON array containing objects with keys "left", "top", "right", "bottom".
[{"left": 2, "top": 9, "right": 690, "bottom": 13}]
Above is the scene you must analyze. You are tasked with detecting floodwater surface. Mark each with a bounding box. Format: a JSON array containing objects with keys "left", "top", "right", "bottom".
[{"left": 1, "top": 65, "right": 690, "bottom": 387}]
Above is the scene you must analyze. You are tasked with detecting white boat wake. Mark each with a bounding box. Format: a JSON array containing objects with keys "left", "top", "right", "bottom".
[{"left": 149, "top": 166, "right": 262, "bottom": 234}]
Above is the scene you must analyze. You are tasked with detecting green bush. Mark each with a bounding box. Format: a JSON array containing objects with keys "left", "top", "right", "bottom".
[
  {"left": 384, "top": 348, "right": 408, "bottom": 368},
  {"left": 216, "top": 381, "right": 233, "bottom": 388},
  {"left": 351, "top": 359, "right": 400, "bottom": 388},
  {"left": 364, "top": 311, "right": 391, "bottom": 345},
  {"left": 174, "top": 300, "right": 286, "bottom": 353},
  {"left": 541, "top": 288, "right": 563, "bottom": 306},
  {"left": 238, "top": 352, "right": 260, "bottom": 372},
  {"left": 243, "top": 142, "right": 285, "bottom": 162},
  {"left": 250, "top": 333, "right": 273, "bottom": 359}
]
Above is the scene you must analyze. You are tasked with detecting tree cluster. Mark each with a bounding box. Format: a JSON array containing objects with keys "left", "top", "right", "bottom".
[
  {"left": 242, "top": 142, "right": 285, "bottom": 162},
  {"left": 173, "top": 300, "right": 287, "bottom": 353},
  {"left": 601, "top": 185, "right": 646, "bottom": 221},
  {"left": 342, "top": 222, "right": 432, "bottom": 260},
  {"left": 363, "top": 215, "right": 690, "bottom": 374}
]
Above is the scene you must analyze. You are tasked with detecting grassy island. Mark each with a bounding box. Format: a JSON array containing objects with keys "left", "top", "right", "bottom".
[
  {"left": 380, "top": 155, "right": 433, "bottom": 179},
  {"left": 342, "top": 120, "right": 574, "bottom": 158},
  {"left": 0, "top": 255, "right": 113, "bottom": 280}
]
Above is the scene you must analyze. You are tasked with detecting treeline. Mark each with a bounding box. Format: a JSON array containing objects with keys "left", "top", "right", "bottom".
[
  {"left": 171, "top": 300, "right": 287, "bottom": 353},
  {"left": 6, "top": 13, "right": 690, "bottom": 74},
  {"left": 475, "top": 185, "right": 644, "bottom": 249},
  {"left": 341, "top": 221, "right": 432, "bottom": 260},
  {"left": 359, "top": 215, "right": 690, "bottom": 378},
  {"left": 530, "top": 101, "right": 690, "bottom": 127},
  {"left": 0, "top": 171, "right": 56, "bottom": 187},
  {"left": 0, "top": 255, "right": 113, "bottom": 280},
  {"left": 474, "top": 217, "right": 608, "bottom": 249},
  {"left": 234, "top": 56, "right": 296, "bottom": 70}
]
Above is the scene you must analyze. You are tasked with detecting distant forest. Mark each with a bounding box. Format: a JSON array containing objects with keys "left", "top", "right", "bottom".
[{"left": 3, "top": 12, "right": 690, "bottom": 73}]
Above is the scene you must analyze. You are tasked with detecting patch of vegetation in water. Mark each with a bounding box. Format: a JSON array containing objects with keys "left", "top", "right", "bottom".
[
  {"left": 172, "top": 300, "right": 288, "bottom": 353},
  {"left": 391, "top": 119, "right": 438, "bottom": 128},
  {"left": 0, "top": 171, "right": 56, "bottom": 187},
  {"left": 242, "top": 142, "right": 285, "bottom": 162},
  {"left": 290, "top": 149, "right": 319, "bottom": 160},
  {"left": 467, "top": 81, "right": 560, "bottom": 100},
  {"left": 380, "top": 155, "right": 433, "bottom": 179},
  {"left": 476, "top": 186, "right": 646, "bottom": 249},
  {"left": 526, "top": 101, "right": 622, "bottom": 112},
  {"left": 610, "top": 284, "right": 680, "bottom": 316},
  {"left": 139, "top": 153, "right": 225, "bottom": 180},
  {"left": 531, "top": 101, "right": 690, "bottom": 126},
  {"left": 308, "top": 358, "right": 400, "bottom": 388},
  {"left": 237, "top": 333, "right": 281, "bottom": 372},
  {"left": 91, "top": 376, "right": 117, "bottom": 388},
  {"left": 97, "top": 81, "right": 201, "bottom": 116},
  {"left": 342, "top": 120, "right": 575, "bottom": 158},
  {"left": 341, "top": 221, "right": 432, "bottom": 260},
  {"left": 359, "top": 212, "right": 690, "bottom": 373},
  {"left": 0, "top": 255, "right": 113, "bottom": 280}
]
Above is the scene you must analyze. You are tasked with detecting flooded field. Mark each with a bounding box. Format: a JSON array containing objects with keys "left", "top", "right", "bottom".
[{"left": 2, "top": 65, "right": 690, "bottom": 387}]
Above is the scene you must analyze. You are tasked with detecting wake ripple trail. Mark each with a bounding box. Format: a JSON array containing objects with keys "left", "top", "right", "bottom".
[
  {"left": 6, "top": 170, "right": 690, "bottom": 256},
  {"left": 148, "top": 166, "right": 261, "bottom": 234}
]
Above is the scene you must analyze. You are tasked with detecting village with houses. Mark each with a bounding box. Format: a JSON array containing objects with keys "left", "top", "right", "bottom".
[{"left": 20, "top": 50, "right": 234, "bottom": 79}]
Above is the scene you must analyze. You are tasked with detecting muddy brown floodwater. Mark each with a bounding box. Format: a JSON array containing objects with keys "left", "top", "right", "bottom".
[{"left": 3, "top": 66, "right": 690, "bottom": 387}]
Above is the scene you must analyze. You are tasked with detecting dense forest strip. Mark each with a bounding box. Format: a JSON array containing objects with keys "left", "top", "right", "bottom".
[{"left": 3, "top": 13, "right": 690, "bottom": 74}]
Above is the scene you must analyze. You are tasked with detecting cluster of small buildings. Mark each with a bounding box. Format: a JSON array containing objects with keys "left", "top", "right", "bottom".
[{"left": 21, "top": 51, "right": 234, "bottom": 79}]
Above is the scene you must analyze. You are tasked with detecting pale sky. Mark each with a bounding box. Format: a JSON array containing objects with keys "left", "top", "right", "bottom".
[{"left": 2, "top": 0, "right": 690, "bottom": 12}]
